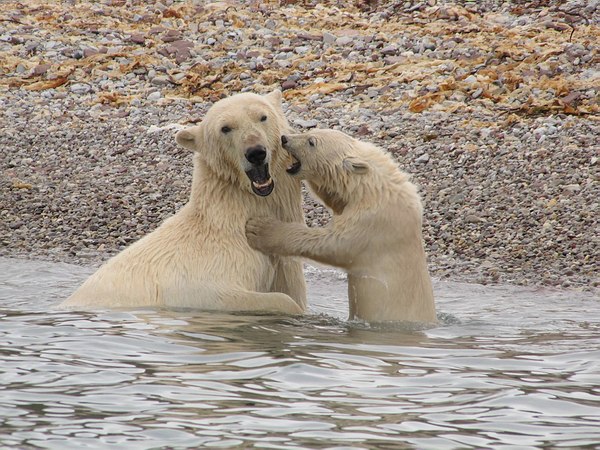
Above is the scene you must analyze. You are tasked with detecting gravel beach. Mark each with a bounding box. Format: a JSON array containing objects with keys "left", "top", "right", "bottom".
[{"left": 1, "top": 0, "right": 598, "bottom": 291}]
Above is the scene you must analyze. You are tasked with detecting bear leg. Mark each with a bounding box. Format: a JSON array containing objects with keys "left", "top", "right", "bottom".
[{"left": 271, "top": 257, "right": 307, "bottom": 311}]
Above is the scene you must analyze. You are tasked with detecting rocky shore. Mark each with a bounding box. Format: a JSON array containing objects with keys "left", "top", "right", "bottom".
[{"left": 1, "top": 0, "right": 598, "bottom": 291}]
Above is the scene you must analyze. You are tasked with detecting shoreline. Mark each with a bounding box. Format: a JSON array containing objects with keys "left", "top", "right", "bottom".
[{"left": 1, "top": 1, "right": 598, "bottom": 293}]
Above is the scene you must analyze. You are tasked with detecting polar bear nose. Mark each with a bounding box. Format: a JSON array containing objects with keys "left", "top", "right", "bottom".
[
  {"left": 281, "top": 135, "right": 288, "bottom": 145},
  {"left": 245, "top": 145, "right": 267, "bottom": 164}
]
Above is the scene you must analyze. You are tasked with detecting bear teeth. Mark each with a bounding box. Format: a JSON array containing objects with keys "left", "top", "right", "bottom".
[{"left": 252, "top": 178, "right": 272, "bottom": 189}]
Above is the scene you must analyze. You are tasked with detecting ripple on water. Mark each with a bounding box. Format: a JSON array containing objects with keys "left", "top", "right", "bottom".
[{"left": 0, "top": 257, "right": 599, "bottom": 449}]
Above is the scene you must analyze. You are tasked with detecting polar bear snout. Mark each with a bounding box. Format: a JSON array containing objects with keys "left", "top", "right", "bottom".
[
  {"left": 245, "top": 145, "right": 267, "bottom": 165},
  {"left": 244, "top": 145, "right": 274, "bottom": 197},
  {"left": 281, "top": 135, "right": 302, "bottom": 175}
]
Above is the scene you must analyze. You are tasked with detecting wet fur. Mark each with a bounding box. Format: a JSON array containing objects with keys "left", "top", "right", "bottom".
[
  {"left": 62, "top": 91, "right": 306, "bottom": 314},
  {"left": 246, "top": 129, "right": 436, "bottom": 323}
]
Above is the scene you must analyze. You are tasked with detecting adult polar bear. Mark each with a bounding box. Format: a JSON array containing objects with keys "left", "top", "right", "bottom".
[
  {"left": 62, "top": 91, "right": 306, "bottom": 314},
  {"left": 246, "top": 129, "right": 436, "bottom": 324}
]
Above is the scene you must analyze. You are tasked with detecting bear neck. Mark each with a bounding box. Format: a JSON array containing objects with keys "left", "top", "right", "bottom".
[
  {"left": 308, "top": 181, "right": 347, "bottom": 215},
  {"left": 186, "top": 154, "right": 303, "bottom": 223}
]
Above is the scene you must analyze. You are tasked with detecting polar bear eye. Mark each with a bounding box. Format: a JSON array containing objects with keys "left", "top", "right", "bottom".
[
  {"left": 260, "top": 115, "right": 267, "bottom": 122},
  {"left": 221, "top": 125, "right": 232, "bottom": 134},
  {"left": 308, "top": 137, "right": 316, "bottom": 147}
]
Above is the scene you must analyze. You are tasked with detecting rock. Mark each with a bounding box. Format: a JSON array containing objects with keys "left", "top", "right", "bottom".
[
  {"left": 422, "top": 38, "right": 436, "bottom": 51},
  {"left": 335, "top": 36, "right": 353, "bottom": 46},
  {"left": 147, "top": 91, "right": 162, "bottom": 101},
  {"left": 281, "top": 80, "right": 297, "bottom": 90},
  {"left": 415, "top": 153, "right": 430, "bottom": 164},
  {"left": 465, "top": 214, "right": 483, "bottom": 223},
  {"left": 32, "top": 64, "right": 51, "bottom": 76},
  {"left": 150, "top": 76, "right": 170, "bottom": 86},
  {"left": 294, "top": 45, "right": 310, "bottom": 54},
  {"left": 381, "top": 45, "right": 398, "bottom": 55},
  {"left": 563, "top": 184, "right": 581, "bottom": 192},
  {"left": 82, "top": 47, "right": 99, "bottom": 58},
  {"left": 128, "top": 33, "right": 146, "bottom": 44},
  {"left": 161, "top": 30, "right": 182, "bottom": 42},
  {"left": 294, "top": 118, "right": 318, "bottom": 128},
  {"left": 70, "top": 83, "right": 92, "bottom": 95},
  {"left": 323, "top": 32, "right": 336, "bottom": 44},
  {"left": 298, "top": 32, "right": 322, "bottom": 41},
  {"left": 472, "top": 87, "right": 483, "bottom": 99},
  {"left": 356, "top": 124, "right": 371, "bottom": 136}
]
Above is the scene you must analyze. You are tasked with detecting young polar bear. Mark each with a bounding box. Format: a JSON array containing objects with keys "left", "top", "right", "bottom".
[
  {"left": 246, "top": 129, "right": 436, "bottom": 324},
  {"left": 62, "top": 91, "right": 306, "bottom": 314}
]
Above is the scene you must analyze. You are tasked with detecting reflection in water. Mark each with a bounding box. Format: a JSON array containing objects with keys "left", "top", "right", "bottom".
[{"left": 0, "top": 257, "right": 599, "bottom": 449}]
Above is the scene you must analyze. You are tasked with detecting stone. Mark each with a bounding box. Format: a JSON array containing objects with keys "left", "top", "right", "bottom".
[
  {"left": 128, "top": 33, "right": 146, "bottom": 44},
  {"left": 151, "top": 76, "right": 170, "bottom": 86},
  {"left": 323, "top": 32, "right": 336, "bottom": 44},
  {"left": 281, "top": 80, "right": 297, "bottom": 90},
  {"left": 147, "top": 91, "right": 162, "bottom": 101},
  {"left": 335, "top": 36, "right": 353, "bottom": 46},
  {"left": 294, "top": 118, "right": 318, "bottom": 128},
  {"left": 70, "top": 83, "right": 92, "bottom": 95},
  {"left": 415, "top": 153, "right": 430, "bottom": 164}
]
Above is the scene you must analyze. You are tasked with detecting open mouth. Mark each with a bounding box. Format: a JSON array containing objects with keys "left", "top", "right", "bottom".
[
  {"left": 286, "top": 154, "right": 302, "bottom": 175},
  {"left": 251, "top": 178, "right": 274, "bottom": 196},
  {"left": 246, "top": 163, "right": 274, "bottom": 196}
]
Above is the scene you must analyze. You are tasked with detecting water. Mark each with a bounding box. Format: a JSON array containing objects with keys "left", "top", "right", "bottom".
[{"left": 1, "top": 257, "right": 599, "bottom": 449}]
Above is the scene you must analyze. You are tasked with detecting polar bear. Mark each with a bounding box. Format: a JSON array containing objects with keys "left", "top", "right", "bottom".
[
  {"left": 61, "top": 91, "right": 306, "bottom": 314},
  {"left": 246, "top": 129, "right": 436, "bottom": 323}
]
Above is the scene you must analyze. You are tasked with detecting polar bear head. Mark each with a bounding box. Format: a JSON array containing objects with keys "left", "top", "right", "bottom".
[
  {"left": 282, "top": 128, "right": 370, "bottom": 180},
  {"left": 176, "top": 90, "right": 291, "bottom": 197},
  {"left": 281, "top": 128, "right": 373, "bottom": 213}
]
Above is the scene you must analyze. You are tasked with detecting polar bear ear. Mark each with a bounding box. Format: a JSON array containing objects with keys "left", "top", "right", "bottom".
[
  {"left": 175, "top": 126, "right": 201, "bottom": 151},
  {"left": 264, "top": 89, "right": 283, "bottom": 106},
  {"left": 343, "top": 156, "right": 370, "bottom": 174}
]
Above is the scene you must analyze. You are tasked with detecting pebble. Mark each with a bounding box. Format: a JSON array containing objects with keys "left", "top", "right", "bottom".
[
  {"left": 323, "top": 32, "right": 336, "bottom": 44},
  {"left": 281, "top": 80, "right": 297, "bottom": 90},
  {"left": 147, "top": 91, "right": 162, "bottom": 101},
  {"left": 335, "top": 36, "right": 354, "bottom": 46},
  {"left": 69, "top": 83, "right": 92, "bottom": 95},
  {"left": 151, "top": 76, "right": 170, "bottom": 86},
  {"left": 415, "top": 153, "right": 430, "bottom": 164},
  {"left": 471, "top": 87, "right": 483, "bottom": 99},
  {"left": 294, "top": 118, "right": 318, "bottom": 128}
]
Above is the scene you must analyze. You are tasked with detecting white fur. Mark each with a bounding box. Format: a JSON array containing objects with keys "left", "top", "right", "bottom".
[
  {"left": 61, "top": 91, "right": 306, "bottom": 314},
  {"left": 246, "top": 129, "right": 436, "bottom": 323}
]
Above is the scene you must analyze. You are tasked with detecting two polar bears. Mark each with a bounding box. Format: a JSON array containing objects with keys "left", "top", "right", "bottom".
[
  {"left": 64, "top": 91, "right": 435, "bottom": 323},
  {"left": 247, "top": 129, "right": 436, "bottom": 324},
  {"left": 63, "top": 91, "right": 306, "bottom": 314}
]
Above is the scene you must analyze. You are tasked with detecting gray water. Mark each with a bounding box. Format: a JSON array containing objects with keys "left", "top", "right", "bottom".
[{"left": 1, "top": 257, "right": 599, "bottom": 449}]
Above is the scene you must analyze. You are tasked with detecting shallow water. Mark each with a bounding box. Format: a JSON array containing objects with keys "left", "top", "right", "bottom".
[{"left": 1, "top": 257, "right": 599, "bottom": 449}]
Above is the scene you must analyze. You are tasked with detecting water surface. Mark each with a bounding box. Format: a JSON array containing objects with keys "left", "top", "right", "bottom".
[{"left": 1, "top": 257, "right": 599, "bottom": 449}]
